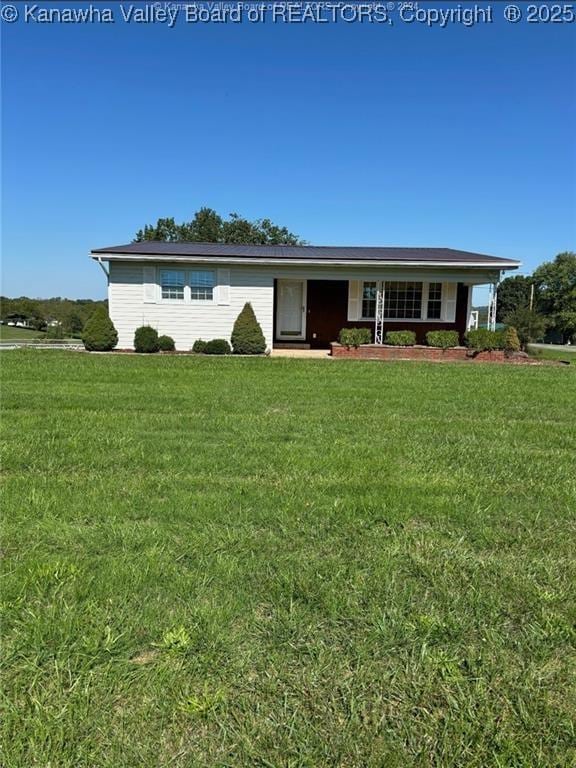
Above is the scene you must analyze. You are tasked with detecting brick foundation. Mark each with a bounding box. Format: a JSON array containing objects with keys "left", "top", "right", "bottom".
[{"left": 330, "top": 344, "right": 534, "bottom": 363}]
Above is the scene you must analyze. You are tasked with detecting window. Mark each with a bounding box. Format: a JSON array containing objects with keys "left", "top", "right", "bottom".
[
  {"left": 384, "top": 281, "right": 422, "bottom": 319},
  {"left": 427, "top": 282, "right": 443, "bottom": 319},
  {"left": 362, "top": 282, "right": 377, "bottom": 319},
  {"left": 160, "top": 270, "right": 185, "bottom": 300},
  {"left": 190, "top": 270, "right": 215, "bottom": 301}
]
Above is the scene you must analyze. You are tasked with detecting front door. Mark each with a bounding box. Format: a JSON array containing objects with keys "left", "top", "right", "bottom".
[
  {"left": 306, "top": 280, "right": 349, "bottom": 348},
  {"left": 276, "top": 279, "right": 306, "bottom": 340}
]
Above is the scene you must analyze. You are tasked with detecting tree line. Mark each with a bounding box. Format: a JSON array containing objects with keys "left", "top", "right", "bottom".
[
  {"left": 0, "top": 297, "right": 107, "bottom": 337},
  {"left": 496, "top": 252, "right": 575, "bottom": 344}
]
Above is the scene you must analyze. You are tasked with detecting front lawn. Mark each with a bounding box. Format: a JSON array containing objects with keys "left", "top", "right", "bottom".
[{"left": 2, "top": 351, "right": 575, "bottom": 767}]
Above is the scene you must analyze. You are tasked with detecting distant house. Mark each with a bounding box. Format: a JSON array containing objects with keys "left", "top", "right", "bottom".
[
  {"left": 3, "top": 313, "right": 30, "bottom": 328},
  {"left": 91, "top": 242, "right": 520, "bottom": 350}
]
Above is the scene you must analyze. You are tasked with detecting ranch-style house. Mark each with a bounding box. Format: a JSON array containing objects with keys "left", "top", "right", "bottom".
[{"left": 90, "top": 242, "right": 520, "bottom": 350}]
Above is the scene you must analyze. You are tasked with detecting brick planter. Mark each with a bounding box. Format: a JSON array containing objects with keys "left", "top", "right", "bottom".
[{"left": 330, "top": 344, "right": 533, "bottom": 364}]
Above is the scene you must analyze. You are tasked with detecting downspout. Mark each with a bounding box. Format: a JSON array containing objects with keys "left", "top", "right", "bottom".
[
  {"left": 94, "top": 257, "right": 111, "bottom": 312},
  {"left": 96, "top": 256, "right": 109, "bottom": 278}
]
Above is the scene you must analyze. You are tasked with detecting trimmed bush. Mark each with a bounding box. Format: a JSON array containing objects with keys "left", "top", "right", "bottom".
[
  {"left": 204, "top": 339, "right": 231, "bottom": 355},
  {"left": 158, "top": 335, "right": 176, "bottom": 352},
  {"left": 231, "top": 302, "right": 266, "bottom": 354},
  {"left": 426, "top": 330, "right": 459, "bottom": 349},
  {"left": 134, "top": 325, "right": 160, "bottom": 353},
  {"left": 503, "top": 326, "right": 521, "bottom": 352},
  {"left": 192, "top": 339, "right": 207, "bottom": 354},
  {"left": 338, "top": 327, "right": 372, "bottom": 348},
  {"left": 82, "top": 306, "right": 118, "bottom": 352},
  {"left": 385, "top": 330, "right": 416, "bottom": 346},
  {"left": 465, "top": 329, "right": 505, "bottom": 352}
]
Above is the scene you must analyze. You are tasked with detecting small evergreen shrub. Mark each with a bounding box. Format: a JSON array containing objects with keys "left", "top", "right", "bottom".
[
  {"left": 82, "top": 306, "right": 118, "bottom": 351},
  {"left": 465, "top": 329, "right": 505, "bottom": 352},
  {"left": 338, "top": 327, "right": 372, "bottom": 348},
  {"left": 192, "top": 339, "right": 207, "bottom": 354},
  {"left": 204, "top": 339, "right": 231, "bottom": 355},
  {"left": 231, "top": 302, "right": 266, "bottom": 354},
  {"left": 426, "top": 330, "right": 459, "bottom": 349},
  {"left": 503, "top": 308, "right": 548, "bottom": 348},
  {"left": 158, "top": 335, "right": 175, "bottom": 352},
  {"left": 385, "top": 330, "right": 416, "bottom": 346},
  {"left": 503, "top": 326, "right": 521, "bottom": 352},
  {"left": 46, "top": 324, "right": 64, "bottom": 340},
  {"left": 134, "top": 325, "right": 160, "bottom": 353}
]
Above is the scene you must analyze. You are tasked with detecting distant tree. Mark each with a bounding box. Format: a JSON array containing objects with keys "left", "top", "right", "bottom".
[
  {"left": 187, "top": 207, "right": 223, "bottom": 242},
  {"left": 135, "top": 217, "right": 181, "bottom": 242},
  {"left": 46, "top": 323, "right": 64, "bottom": 340},
  {"left": 134, "top": 208, "right": 304, "bottom": 245},
  {"left": 532, "top": 252, "right": 576, "bottom": 343},
  {"left": 29, "top": 316, "right": 47, "bottom": 332},
  {"left": 1, "top": 297, "right": 40, "bottom": 321},
  {"left": 64, "top": 311, "right": 84, "bottom": 336},
  {"left": 503, "top": 307, "right": 548, "bottom": 349},
  {"left": 496, "top": 275, "right": 533, "bottom": 322}
]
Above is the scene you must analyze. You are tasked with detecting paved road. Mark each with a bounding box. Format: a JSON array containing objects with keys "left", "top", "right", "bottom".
[{"left": 528, "top": 343, "right": 575, "bottom": 353}]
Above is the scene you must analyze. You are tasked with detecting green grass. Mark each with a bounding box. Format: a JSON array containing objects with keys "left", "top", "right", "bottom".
[
  {"left": 527, "top": 345, "right": 576, "bottom": 365},
  {"left": 0, "top": 325, "right": 45, "bottom": 340},
  {"left": 2, "top": 351, "right": 575, "bottom": 767}
]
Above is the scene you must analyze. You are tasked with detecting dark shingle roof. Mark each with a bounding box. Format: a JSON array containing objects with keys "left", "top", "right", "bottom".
[{"left": 91, "top": 242, "right": 519, "bottom": 267}]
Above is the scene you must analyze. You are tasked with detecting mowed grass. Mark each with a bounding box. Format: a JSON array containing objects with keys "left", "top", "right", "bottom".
[
  {"left": 1, "top": 351, "right": 575, "bottom": 767},
  {"left": 527, "top": 345, "right": 576, "bottom": 365},
  {"left": 0, "top": 325, "right": 45, "bottom": 340}
]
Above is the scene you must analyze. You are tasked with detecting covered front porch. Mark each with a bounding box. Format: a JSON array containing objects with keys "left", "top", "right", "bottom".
[{"left": 272, "top": 276, "right": 498, "bottom": 350}]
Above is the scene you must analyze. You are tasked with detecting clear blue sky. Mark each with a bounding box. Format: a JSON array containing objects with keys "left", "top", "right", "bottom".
[{"left": 2, "top": 1, "right": 575, "bottom": 300}]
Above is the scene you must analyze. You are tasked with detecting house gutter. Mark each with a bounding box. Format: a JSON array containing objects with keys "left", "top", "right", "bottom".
[{"left": 90, "top": 253, "right": 521, "bottom": 270}]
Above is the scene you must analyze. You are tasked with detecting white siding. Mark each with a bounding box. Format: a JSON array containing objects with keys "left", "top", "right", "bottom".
[{"left": 108, "top": 262, "right": 274, "bottom": 350}]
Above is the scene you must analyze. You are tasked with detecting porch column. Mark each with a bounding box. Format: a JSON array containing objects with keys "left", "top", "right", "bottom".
[
  {"left": 488, "top": 282, "right": 498, "bottom": 331},
  {"left": 374, "top": 282, "right": 385, "bottom": 344}
]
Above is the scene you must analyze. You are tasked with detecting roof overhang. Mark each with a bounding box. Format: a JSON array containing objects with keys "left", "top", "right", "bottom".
[{"left": 90, "top": 252, "right": 520, "bottom": 270}]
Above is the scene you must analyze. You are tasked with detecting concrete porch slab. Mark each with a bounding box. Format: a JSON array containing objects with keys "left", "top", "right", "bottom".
[{"left": 270, "top": 348, "right": 331, "bottom": 359}]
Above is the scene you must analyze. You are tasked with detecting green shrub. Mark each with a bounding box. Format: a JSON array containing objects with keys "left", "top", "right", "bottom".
[
  {"left": 134, "top": 325, "right": 160, "bottom": 353},
  {"left": 192, "top": 339, "right": 207, "bottom": 354},
  {"left": 426, "top": 330, "right": 459, "bottom": 349},
  {"left": 503, "top": 308, "right": 548, "bottom": 348},
  {"left": 503, "top": 326, "right": 521, "bottom": 352},
  {"left": 82, "top": 306, "right": 118, "bottom": 352},
  {"left": 204, "top": 339, "right": 231, "bottom": 355},
  {"left": 338, "top": 327, "right": 372, "bottom": 348},
  {"left": 46, "top": 324, "right": 64, "bottom": 340},
  {"left": 465, "top": 329, "right": 505, "bottom": 352},
  {"left": 158, "top": 335, "right": 175, "bottom": 352},
  {"left": 385, "top": 330, "right": 416, "bottom": 346},
  {"left": 231, "top": 302, "right": 266, "bottom": 354}
]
